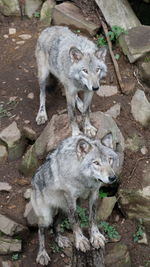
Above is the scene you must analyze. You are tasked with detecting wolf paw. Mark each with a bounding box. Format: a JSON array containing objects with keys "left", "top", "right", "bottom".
[
  {"left": 90, "top": 231, "right": 105, "bottom": 249},
  {"left": 84, "top": 124, "right": 97, "bottom": 138},
  {"left": 56, "top": 234, "right": 71, "bottom": 248},
  {"left": 75, "top": 235, "right": 90, "bottom": 252},
  {"left": 36, "top": 249, "right": 50, "bottom": 266},
  {"left": 36, "top": 111, "right": 48, "bottom": 125}
]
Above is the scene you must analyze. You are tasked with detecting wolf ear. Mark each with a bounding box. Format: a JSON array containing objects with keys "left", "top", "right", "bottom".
[
  {"left": 76, "top": 138, "right": 92, "bottom": 159},
  {"left": 101, "top": 133, "right": 113, "bottom": 149},
  {"left": 69, "top": 47, "right": 83, "bottom": 63},
  {"left": 95, "top": 47, "right": 107, "bottom": 61}
]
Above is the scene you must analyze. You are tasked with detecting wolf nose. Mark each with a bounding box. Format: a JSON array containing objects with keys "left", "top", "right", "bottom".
[
  {"left": 92, "top": 86, "right": 99, "bottom": 91},
  {"left": 109, "top": 175, "right": 116, "bottom": 183}
]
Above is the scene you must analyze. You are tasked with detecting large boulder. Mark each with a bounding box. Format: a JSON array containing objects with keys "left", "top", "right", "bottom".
[
  {"left": 0, "top": 122, "right": 26, "bottom": 161},
  {"left": 118, "top": 162, "right": 150, "bottom": 229},
  {"left": 95, "top": 0, "right": 140, "bottom": 30},
  {"left": 139, "top": 61, "right": 150, "bottom": 87},
  {"left": 40, "top": 0, "right": 55, "bottom": 26},
  {"left": 131, "top": 89, "right": 150, "bottom": 127},
  {"left": 0, "top": 144, "right": 8, "bottom": 163},
  {"left": 0, "top": 214, "right": 27, "bottom": 236},
  {"left": 19, "top": 145, "right": 39, "bottom": 176},
  {"left": 52, "top": 2, "right": 100, "bottom": 36},
  {"left": 97, "top": 196, "right": 117, "bottom": 221},
  {"left": 0, "top": 0, "right": 20, "bottom": 16},
  {"left": 119, "top": 26, "right": 150, "bottom": 63},
  {"left": 0, "top": 236, "right": 22, "bottom": 255},
  {"left": 25, "top": 0, "right": 42, "bottom": 18}
]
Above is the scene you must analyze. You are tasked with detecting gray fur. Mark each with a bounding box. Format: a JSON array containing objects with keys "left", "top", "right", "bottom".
[
  {"left": 35, "top": 26, "right": 107, "bottom": 137},
  {"left": 31, "top": 133, "right": 118, "bottom": 265}
]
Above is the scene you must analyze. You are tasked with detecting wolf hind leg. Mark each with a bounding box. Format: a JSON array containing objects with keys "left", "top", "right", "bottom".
[
  {"left": 36, "top": 49, "right": 49, "bottom": 125},
  {"left": 53, "top": 211, "right": 71, "bottom": 248},
  {"left": 36, "top": 206, "right": 53, "bottom": 265}
]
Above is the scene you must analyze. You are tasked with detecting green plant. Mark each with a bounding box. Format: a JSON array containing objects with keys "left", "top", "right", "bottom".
[
  {"left": 99, "top": 189, "right": 108, "bottom": 199},
  {"left": 11, "top": 253, "right": 19, "bottom": 261},
  {"left": 99, "top": 221, "right": 120, "bottom": 240},
  {"left": 96, "top": 25, "right": 127, "bottom": 47},
  {"left": 76, "top": 206, "right": 88, "bottom": 228},
  {"left": 144, "top": 260, "right": 150, "bottom": 267},
  {"left": 60, "top": 218, "right": 71, "bottom": 233},
  {"left": 50, "top": 242, "right": 63, "bottom": 253},
  {"left": 34, "top": 11, "right": 40, "bottom": 18},
  {"left": 74, "top": 29, "right": 81, "bottom": 33},
  {"left": 115, "top": 53, "right": 120, "bottom": 60},
  {"left": 133, "top": 220, "right": 144, "bottom": 242}
]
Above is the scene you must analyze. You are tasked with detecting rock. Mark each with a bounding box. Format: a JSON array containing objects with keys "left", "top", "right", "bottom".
[
  {"left": 105, "top": 243, "right": 131, "bottom": 267},
  {"left": 0, "top": 145, "right": 8, "bottom": 163},
  {"left": 23, "top": 126, "right": 36, "bottom": 141},
  {"left": 24, "top": 201, "right": 38, "bottom": 226},
  {"left": 118, "top": 162, "right": 150, "bottom": 228},
  {"left": 27, "top": 92, "right": 34, "bottom": 99},
  {"left": 24, "top": 188, "right": 31, "bottom": 200},
  {"left": 140, "top": 146, "right": 148, "bottom": 155},
  {"left": 0, "top": 182, "right": 12, "bottom": 192},
  {"left": 0, "top": 236, "right": 21, "bottom": 255},
  {"left": 105, "top": 103, "right": 121, "bottom": 119},
  {"left": 0, "top": 214, "right": 27, "bottom": 236},
  {"left": 97, "top": 196, "right": 117, "bottom": 221},
  {"left": 18, "top": 34, "right": 32, "bottom": 40},
  {"left": 3, "top": 34, "right": 8, "bottom": 39},
  {"left": 131, "top": 89, "right": 150, "bottom": 127},
  {"left": 8, "top": 28, "right": 16, "bottom": 35},
  {"left": 16, "top": 41, "right": 25, "bottom": 45},
  {"left": 19, "top": 145, "right": 39, "bottom": 176},
  {"left": 40, "top": 0, "right": 55, "bottom": 25},
  {"left": 96, "top": 85, "right": 118, "bottom": 97},
  {"left": 119, "top": 26, "right": 150, "bottom": 63},
  {"left": 95, "top": 0, "right": 140, "bottom": 30},
  {"left": 139, "top": 61, "right": 150, "bottom": 87},
  {"left": 125, "top": 133, "right": 145, "bottom": 152},
  {"left": 25, "top": 0, "right": 42, "bottom": 18},
  {"left": 1, "top": 261, "right": 12, "bottom": 267},
  {"left": 0, "top": 1, "right": 20, "bottom": 16},
  {"left": 138, "top": 232, "right": 148, "bottom": 245},
  {"left": 0, "top": 122, "right": 26, "bottom": 161},
  {"left": 52, "top": 2, "right": 100, "bottom": 36}
]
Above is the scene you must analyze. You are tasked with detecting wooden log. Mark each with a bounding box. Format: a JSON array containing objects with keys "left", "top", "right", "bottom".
[{"left": 72, "top": 246, "right": 105, "bottom": 267}]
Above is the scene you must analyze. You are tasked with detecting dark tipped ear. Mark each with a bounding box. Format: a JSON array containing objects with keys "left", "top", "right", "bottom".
[
  {"left": 76, "top": 138, "right": 92, "bottom": 159},
  {"left": 69, "top": 47, "right": 83, "bottom": 63},
  {"left": 95, "top": 47, "right": 107, "bottom": 61},
  {"left": 101, "top": 133, "right": 113, "bottom": 149}
]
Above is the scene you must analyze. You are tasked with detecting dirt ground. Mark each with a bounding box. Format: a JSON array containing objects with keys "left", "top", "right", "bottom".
[{"left": 0, "top": 16, "right": 150, "bottom": 267}]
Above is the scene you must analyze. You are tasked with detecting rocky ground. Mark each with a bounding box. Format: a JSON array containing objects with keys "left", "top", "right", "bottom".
[{"left": 0, "top": 13, "right": 150, "bottom": 267}]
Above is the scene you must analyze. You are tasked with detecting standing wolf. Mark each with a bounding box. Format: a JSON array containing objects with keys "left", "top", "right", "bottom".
[
  {"left": 31, "top": 133, "right": 119, "bottom": 265},
  {"left": 35, "top": 26, "right": 107, "bottom": 137}
]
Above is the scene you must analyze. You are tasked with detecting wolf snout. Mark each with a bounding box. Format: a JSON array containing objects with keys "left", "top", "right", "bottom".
[
  {"left": 108, "top": 175, "right": 117, "bottom": 183},
  {"left": 92, "top": 86, "right": 99, "bottom": 91}
]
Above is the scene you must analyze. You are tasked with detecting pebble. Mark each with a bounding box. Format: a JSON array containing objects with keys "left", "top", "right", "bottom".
[
  {"left": 140, "top": 146, "right": 148, "bottom": 155},
  {"left": 3, "top": 34, "right": 9, "bottom": 39},
  {"left": 24, "top": 120, "right": 30, "bottom": 124},
  {"left": 16, "top": 78, "right": 20, "bottom": 81},
  {"left": 27, "top": 92, "right": 34, "bottom": 99},
  {"left": 9, "top": 28, "right": 16, "bottom": 35},
  {"left": 16, "top": 41, "right": 25, "bottom": 45},
  {"left": 18, "top": 34, "right": 32, "bottom": 40}
]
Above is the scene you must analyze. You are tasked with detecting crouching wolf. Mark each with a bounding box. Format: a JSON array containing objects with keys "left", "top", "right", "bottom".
[
  {"left": 35, "top": 26, "right": 107, "bottom": 137},
  {"left": 31, "top": 133, "right": 119, "bottom": 265}
]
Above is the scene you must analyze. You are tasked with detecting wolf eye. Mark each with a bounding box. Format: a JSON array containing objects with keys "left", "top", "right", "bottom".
[
  {"left": 93, "top": 161, "right": 100, "bottom": 166},
  {"left": 109, "top": 157, "right": 113, "bottom": 165},
  {"left": 96, "top": 67, "right": 101, "bottom": 73},
  {"left": 82, "top": 69, "right": 88, "bottom": 74}
]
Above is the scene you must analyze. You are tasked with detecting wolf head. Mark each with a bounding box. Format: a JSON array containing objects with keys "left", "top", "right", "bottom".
[
  {"left": 76, "top": 133, "right": 119, "bottom": 184},
  {"left": 69, "top": 47, "right": 107, "bottom": 91}
]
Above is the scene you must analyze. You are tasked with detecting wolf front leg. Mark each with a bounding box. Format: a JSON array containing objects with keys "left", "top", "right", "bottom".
[
  {"left": 89, "top": 190, "right": 105, "bottom": 249},
  {"left": 82, "top": 91, "right": 97, "bottom": 138},
  {"left": 36, "top": 226, "right": 50, "bottom": 266},
  {"left": 64, "top": 193, "right": 90, "bottom": 252},
  {"left": 65, "top": 89, "right": 81, "bottom": 136}
]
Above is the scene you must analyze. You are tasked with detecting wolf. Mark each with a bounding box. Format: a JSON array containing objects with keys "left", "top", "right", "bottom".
[
  {"left": 35, "top": 26, "right": 107, "bottom": 137},
  {"left": 31, "top": 133, "right": 119, "bottom": 265}
]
